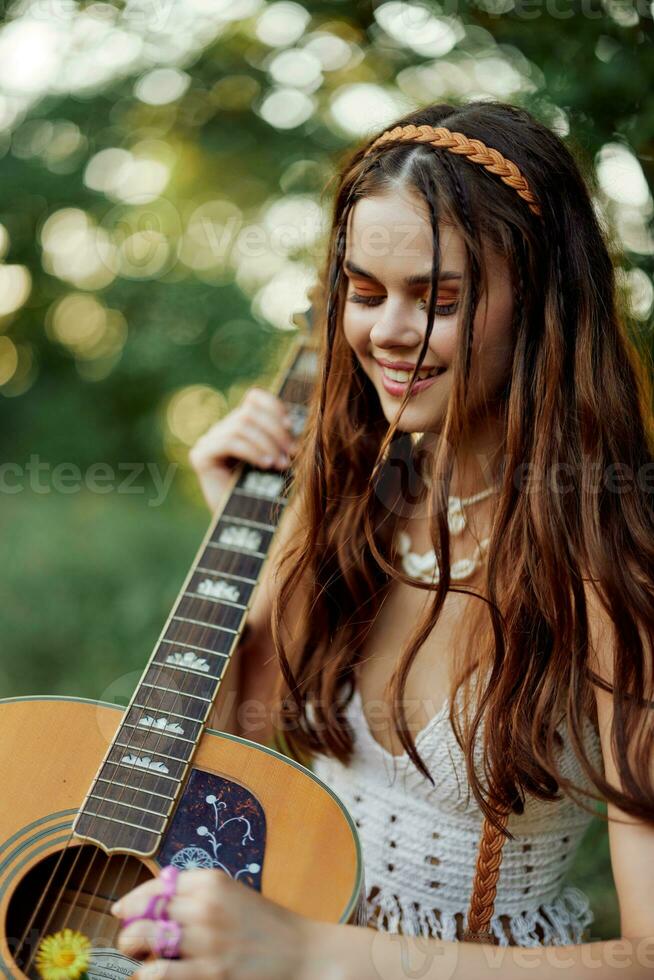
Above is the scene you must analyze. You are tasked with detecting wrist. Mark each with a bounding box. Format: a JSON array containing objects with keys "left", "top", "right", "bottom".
[{"left": 297, "top": 919, "right": 374, "bottom": 980}]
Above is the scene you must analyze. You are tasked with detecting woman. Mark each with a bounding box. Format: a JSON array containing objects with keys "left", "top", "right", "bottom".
[{"left": 112, "top": 100, "right": 654, "bottom": 977}]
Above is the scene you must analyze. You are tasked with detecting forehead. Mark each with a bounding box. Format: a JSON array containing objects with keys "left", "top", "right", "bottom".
[{"left": 344, "top": 190, "right": 465, "bottom": 273}]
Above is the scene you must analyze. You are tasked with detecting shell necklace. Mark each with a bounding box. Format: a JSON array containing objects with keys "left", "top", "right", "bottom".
[{"left": 395, "top": 485, "right": 499, "bottom": 583}]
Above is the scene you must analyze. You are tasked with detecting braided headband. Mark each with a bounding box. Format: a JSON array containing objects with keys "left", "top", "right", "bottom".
[{"left": 364, "top": 123, "right": 542, "bottom": 218}]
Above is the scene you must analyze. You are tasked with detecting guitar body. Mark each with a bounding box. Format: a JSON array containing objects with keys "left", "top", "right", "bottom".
[{"left": 0, "top": 696, "right": 365, "bottom": 980}]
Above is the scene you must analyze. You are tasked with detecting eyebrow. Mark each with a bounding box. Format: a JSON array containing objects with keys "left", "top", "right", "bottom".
[{"left": 343, "top": 259, "right": 461, "bottom": 285}]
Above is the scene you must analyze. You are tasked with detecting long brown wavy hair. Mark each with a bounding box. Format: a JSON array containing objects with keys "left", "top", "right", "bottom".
[{"left": 269, "top": 99, "right": 654, "bottom": 836}]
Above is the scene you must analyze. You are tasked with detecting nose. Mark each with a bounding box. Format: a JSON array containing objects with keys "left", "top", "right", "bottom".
[{"left": 369, "top": 296, "right": 424, "bottom": 350}]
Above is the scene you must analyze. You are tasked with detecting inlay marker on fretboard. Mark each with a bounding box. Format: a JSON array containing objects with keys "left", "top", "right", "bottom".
[
  {"left": 138, "top": 716, "right": 185, "bottom": 735},
  {"left": 120, "top": 754, "right": 170, "bottom": 774},
  {"left": 197, "top": 578, "right": 241, "bottom": 603},
  {"left": 218, "top": 526, "right": 263, "bottom": 552}
]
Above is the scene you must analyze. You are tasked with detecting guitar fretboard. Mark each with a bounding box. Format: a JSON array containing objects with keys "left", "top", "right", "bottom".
[{"left": 73, "top": 341, "right": 318, "bottom": 854}]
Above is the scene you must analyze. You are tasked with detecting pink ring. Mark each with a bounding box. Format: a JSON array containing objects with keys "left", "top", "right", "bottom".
[
  {"left": 121, "top": 865, "right": 180, "bottom": 927},
  {"left": 152, "top": 918, "right": 182, "bottom": 959},
  {"left": 158, "top": 865, "right": 180, "bottom": 898}
]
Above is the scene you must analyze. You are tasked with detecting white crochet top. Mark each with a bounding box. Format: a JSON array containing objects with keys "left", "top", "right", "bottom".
[{"left": 311, "top": 678, "right": 605, "bottom": 947}]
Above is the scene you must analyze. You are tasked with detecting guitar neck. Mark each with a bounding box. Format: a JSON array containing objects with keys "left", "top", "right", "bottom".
[{"left": 73, "top": 337, "right": 318, "bottom": 855}]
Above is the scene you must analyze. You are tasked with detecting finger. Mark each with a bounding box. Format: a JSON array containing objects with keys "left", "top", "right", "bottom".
[
  {"left": 243, "top": 388, "right": 292, "bottom": 428},
  {"left": 223, "top": 431, "right": 291, "bottom": 470},
  {"left": 117, "top": 899, "right": 205, "bottom": 959},
  {"left": 111, "top": 875, "right": 168, "bottom": 919},
  {"left": 111, "top": 868, "right": 207, "bottom": 920},
  {"left": 237, "top": 408, "right": 297, "bottom": 458},
  {"left": 133, "top": 959, "right": 214, "bottom": 980}
]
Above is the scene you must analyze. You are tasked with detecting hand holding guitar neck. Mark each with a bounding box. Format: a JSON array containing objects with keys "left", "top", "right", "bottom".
[{"left": 189, "top": 387, "right": 300, "bottom": 512}]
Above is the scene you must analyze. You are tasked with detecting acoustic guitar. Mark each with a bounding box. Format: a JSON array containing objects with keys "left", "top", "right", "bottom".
[{"left": 0, "top": 327, "right": 365, "bottom": 979}]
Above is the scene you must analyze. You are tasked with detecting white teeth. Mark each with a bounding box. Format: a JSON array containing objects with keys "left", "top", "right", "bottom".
[{"left": 382, "top": 366, "right": 437, "bottom": 382}]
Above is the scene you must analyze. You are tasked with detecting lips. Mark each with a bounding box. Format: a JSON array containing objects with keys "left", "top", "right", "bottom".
[
  {"left": 376, "top": 360, "right": 446, "bottom": 398},
  {"left": 374, "top": 358, "right": 443, "bottom": 372}
]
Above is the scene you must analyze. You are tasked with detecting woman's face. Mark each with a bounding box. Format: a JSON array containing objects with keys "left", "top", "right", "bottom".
[{"left": 342, "top": 187, "right": 515, "bottom": 435}]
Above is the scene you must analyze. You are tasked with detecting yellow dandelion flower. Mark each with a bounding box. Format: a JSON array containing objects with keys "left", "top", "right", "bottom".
[{"left": 34, "top": 928, "right": 92, "bottom": 980}]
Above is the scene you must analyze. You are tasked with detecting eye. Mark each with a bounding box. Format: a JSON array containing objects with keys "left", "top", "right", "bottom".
[
  {"left": 417, "top": 296, "right": 459, "bottom": 315},
  {"left": 348, "top": 292, "right": 458, "bottom": 315},
  {"left": 348, "top": 292, "right": 384, "bottom": 307}
]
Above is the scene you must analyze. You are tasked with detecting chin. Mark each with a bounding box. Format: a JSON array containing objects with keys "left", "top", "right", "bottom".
[{"left": 382, "top": 405, "right": 445, "bottom": 433}]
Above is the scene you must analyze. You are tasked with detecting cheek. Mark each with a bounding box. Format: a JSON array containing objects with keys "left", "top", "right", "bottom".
[
  {"left": 341, "top": 307, "right": 371, "bottom": 357},
  {"left": 426, "top": 322, "right": 457, "bottom": 364}
]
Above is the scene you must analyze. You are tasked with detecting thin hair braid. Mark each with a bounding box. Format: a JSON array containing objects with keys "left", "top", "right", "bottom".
[{"left": 437, "top": 149, "right": 480, "bottom": 384}]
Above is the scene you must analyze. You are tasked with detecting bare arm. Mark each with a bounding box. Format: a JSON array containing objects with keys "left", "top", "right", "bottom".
[{"left": 300, "top": 922, "right": 653, "bottom": 979}]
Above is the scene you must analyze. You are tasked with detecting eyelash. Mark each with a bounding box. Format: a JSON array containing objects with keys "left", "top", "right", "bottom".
[{"left": 348, "top": 292, "right": 459, "bottom": 315}]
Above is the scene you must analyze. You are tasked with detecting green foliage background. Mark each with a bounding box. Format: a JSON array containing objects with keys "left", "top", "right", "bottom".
[{"left": 2, "top": 0, "right": 653, "bottom": 941}]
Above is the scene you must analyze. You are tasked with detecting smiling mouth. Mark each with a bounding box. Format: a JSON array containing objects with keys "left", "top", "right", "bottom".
[{"left": 378, "top": 364, "right": 446, "bottom": 383}]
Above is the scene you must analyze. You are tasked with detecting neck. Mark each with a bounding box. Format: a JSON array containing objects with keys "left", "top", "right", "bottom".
[{"left": 414, "top": 411, "right": 505, "bottom": 500}]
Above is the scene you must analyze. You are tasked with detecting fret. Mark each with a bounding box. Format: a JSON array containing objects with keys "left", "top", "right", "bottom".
[
  {"left": 183, "top": 589, "right": 247, "bottom": 611},
  {"left": 95, "top": 775, "right": 176, "bottom": 802},
  {"left": 88, "top": 792, "right": 171, "bottom": 820},
  {"left": 113, "top": 725, "right": 195, "bottom": 762},
  {"left": 195, "top": 547, "right": 263, "bottom": 581},
  {"left": 140, "top": 681, "right": 213, "bottom": 703},
  {"left": 219, "top": 514, "right": 277, "bottom": 533},
  {"left": 175, "top": 595, "right": 244, "bottom": 632},
  {"left": 111, "top": 755, "right": 184, "bottom": 783},
  {"left": 159, "top": 637, "right": 229, "bottom": 660},
  {"left": 98, "top": 760, "right": 181, "bottom": 795},
  {"left": 232, "top": 486, "right": 285, "bottom": 507},
  {"left": 84, "top": 794, "right": 167, "bottom": 833},
  {"left": 130, "top": 703, "right": 204, "bottom": 728},
  {"left": 171, "top": 614, "right": 238, "bottom": 634},
  {"left": 162, "top": 618, "right": 234, "bottom": 655},
  {"left": 212, "top": 519, "right": 275, "bottom": 555},
  {"left": 152, "top": 659, "right": 221, "bottom": 681},
  {"left": 206, "top": 540, "right": 267, "bottom": 560},
  {"left": 195, "top": 565, "right": 257, "bottom": 586},
  {"left": 113, "top": 741, "right": 190, "bottom": 767},
  {"left": 74, "top": 811, "right": 160, "bottom": 853},
  {"left": 108, "top": 743, "right": 188, "bottom": 782},
  {"left": 130, "top": 686, "right": 210, "bottom": 721},
  {"left": 235, "top": 469, "right": 288, "bottom": 501},
  {"left": 223, "top": 492, "right": 285, "bottom": 526},
  {"left": 121, "top": 721, "right": 196, "bottom": 744},
  {"left": 78, "top": 807, "right": 164, "bottom": 836}
]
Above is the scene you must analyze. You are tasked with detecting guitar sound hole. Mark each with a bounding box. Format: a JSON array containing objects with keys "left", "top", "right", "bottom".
[{"left": 6, "top": 843, "right": 152, "bottom": 979}]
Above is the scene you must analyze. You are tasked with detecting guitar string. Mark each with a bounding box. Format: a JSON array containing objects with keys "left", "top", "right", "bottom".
[
  {"left": 20, "top": 462, "right": 292, "bottom": 976},
  {"left": 17, "top": 414, "right": 297, "bottom": 973},
  {"left": 79, "top": 489, "right": 276, "bottom": 936},
  {"left": 64, "top": 569, "right": 232, "bottom": 947},
  {"left": 19, "top": 377, "right": 304, "bottom": 970},
  {"left": 18, "top": 502, "right": 249, "bottom": 974},
  {"left": 97, "top": 376, "right": 304, "bottom": 926},
  {"left": 92, "top": 465, "right": 292, "bottom": 930},
  {"left": 67, "top": 521, "right": 248, "bottom": 942}
]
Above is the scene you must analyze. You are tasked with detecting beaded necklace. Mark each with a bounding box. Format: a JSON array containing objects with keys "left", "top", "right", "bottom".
[{"left": 395, "top": 485, "right": 499, "bottom": 583}]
